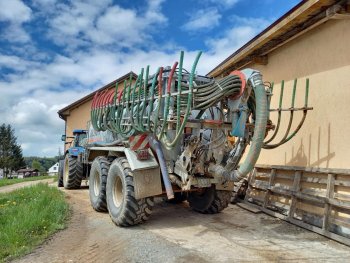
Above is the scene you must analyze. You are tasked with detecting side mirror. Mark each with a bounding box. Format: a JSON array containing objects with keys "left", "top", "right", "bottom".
[{"left": 61, "top": 135, "right": 66, "bottom": 141}]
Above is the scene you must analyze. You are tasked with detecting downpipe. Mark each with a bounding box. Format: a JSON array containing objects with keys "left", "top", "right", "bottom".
[
  {"left": 210, "top": 70, "right": 268, "bottom": 182},
  {"left": 148, "top": 135, "right": 175, "bottom": 199}
]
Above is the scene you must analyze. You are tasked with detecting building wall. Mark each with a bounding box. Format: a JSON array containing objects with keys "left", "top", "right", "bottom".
[
  {"left": 64, "top": 99, "right": 92, "bottom": 151},
  {"left": 246, "top": 19, "right": 350, "bottom": 169}
]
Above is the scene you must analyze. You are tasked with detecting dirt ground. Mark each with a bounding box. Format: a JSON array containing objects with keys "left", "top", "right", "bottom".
[{"left": 13, "top": 186, "right": 350, "bottom": 263}]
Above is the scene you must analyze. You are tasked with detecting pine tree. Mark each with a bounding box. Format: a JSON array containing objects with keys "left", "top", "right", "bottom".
[{"left": 0, "top": 123, "right": 26, "bottom": 178}]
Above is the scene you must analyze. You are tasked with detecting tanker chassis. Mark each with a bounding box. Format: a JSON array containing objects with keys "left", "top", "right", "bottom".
[{"left": 63, "top": 51, "right": 311, "bottom": 227}]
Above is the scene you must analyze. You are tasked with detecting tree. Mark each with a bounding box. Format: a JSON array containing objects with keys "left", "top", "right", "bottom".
[{"left": 0, "top": 124, "right": 26, "bottom": 178}]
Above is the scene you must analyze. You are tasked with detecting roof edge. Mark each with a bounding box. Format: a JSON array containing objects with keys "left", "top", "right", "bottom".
[
  {"left": 58, "top": 71, "right": 137, "bottom": 119},
  {"left": 207, "top": 0, "right": 338, "bottom": 77}
]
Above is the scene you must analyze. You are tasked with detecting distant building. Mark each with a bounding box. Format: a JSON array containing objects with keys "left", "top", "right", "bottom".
[
  {"left": 17, "top": 168, "right": 39, "bottom": 178},
  {"left": 48, "top": 162, "right": 59, "bottom": 176}
]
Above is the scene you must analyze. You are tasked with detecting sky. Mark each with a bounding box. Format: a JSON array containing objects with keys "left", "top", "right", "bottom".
[{"left": 0, "top": 0, "right": 300, "bottom": 157}]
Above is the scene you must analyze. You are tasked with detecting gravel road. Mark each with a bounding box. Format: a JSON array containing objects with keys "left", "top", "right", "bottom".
[
  {"left": 13, "top": 187, "right": 350, "bottom": 263},
  {"left": 0, "top": 178, "right": 54, "bottom": 194}
]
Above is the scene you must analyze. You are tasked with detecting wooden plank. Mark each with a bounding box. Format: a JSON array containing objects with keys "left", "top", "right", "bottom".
[
  {"left": 322, "top": 174, "right": 335, "bottom": 231},
  {"left": 237, "top": 201, "right": 262, "bottom": 214},
  {"left": 328, "top": 198, "right": 350, "bottom": 210},
  {"left": 330, "top": 217, "right": 350, "bottom": 229},
  {"left": 263, "top": 168, "right": 276, "bottom": 208},
  {"left": 334, "top": 192, "right": 350, "bottom": 202},
  {"left": 246, "top": 202, "right": 350, "bottom": 246},
  {"left": 255, "top": 164, "right": 350, "bottom": 175},
  {"left": 289, "top": 171, "right": 302, "bottom": 219}
]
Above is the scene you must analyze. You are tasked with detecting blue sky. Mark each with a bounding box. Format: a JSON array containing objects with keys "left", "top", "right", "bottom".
[{"left": 0, "top": 0, "right": 300, "bottom": 157}]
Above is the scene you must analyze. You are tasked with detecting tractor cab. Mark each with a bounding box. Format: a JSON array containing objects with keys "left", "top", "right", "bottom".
[
  {"left": 61, "top": 129, "right": 87, "bottom": 157},
  {"left": 72, "top": 129, "right": 87, "bottom": 147}
]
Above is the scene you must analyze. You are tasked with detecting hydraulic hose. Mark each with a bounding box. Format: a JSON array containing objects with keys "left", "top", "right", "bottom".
[{"left": 209, "top": 72, "right": 268, "bottom": 182}]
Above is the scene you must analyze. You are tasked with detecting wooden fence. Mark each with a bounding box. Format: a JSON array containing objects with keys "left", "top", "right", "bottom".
[{"left": 244, "top": 165, "right": 350, "bottom": 246}]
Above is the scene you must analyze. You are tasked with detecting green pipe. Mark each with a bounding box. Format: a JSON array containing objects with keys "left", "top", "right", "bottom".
[
  {"left": 176, "top": 51, "right": 184, "bottom": 133},
  {"left": 147, "top": 67, "right": 160, "bottom": 131},
  {"left": 164, "top": 51, "right": 202, "bottom": 148},
  {"left": 291, "top": 79, "right": 297, "bottom": 108},
  {"left": 305, "top": 78, "right": 309, "bottom": 107}
]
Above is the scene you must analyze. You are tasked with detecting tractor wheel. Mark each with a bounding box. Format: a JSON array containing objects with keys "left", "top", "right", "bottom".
[
  {"left": 57, "top": 159, "right": 64, "bottom": 187},
  {"left": 188, "top": 186, "right": 231, "bottom": 214},
  {"left": 89, "top": 156, "right": 110, "bottom": 212},
  {"left": 63, "top": 155, "right": 83, "bottom": 189},
  {"left": 106, "top": 157, "right": 154, "bottom": 226}
]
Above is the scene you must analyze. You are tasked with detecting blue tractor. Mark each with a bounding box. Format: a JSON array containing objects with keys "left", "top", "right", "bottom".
[{"left": 58, "top": 129, "right": 88, "bottom": 189}]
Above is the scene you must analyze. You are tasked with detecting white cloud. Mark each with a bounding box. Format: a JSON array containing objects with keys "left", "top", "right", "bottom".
[
  {"left": 205, "top": 16, "right": 270, "bottom": 61},
  {"left": 182, "top": 8, "right": 221, "bottom": 32},
  {"left": 47, "top": 0, "right": 167, "bottom": 50},
  {"left": 0, "top": 0, "right": 32, "bottom": 43},
  {"left": 209, "top": 0, "right": 240, "bottom": 7},
  {"left": 0, "top": 0, "right": 32, "bottom": 23}
]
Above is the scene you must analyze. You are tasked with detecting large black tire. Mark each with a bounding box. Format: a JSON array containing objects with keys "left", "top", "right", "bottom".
[
  {"left": 89, "top": 156, "right": 110, "bottom": 212},
  {"left": 106, "top": 157, "right": 154, "bottom": 226},
  {"left": 188, "top": 186, "right": 231, "bottom": 214},
  {"left": 63, "top": 155, "right": 83, "bottom": 189},
  {"left": 57, "top": 159, "right": 64, "bottom": 187}
]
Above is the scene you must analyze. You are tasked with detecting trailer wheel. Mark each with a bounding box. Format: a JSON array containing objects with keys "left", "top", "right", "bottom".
[
  {"left": 63, "top": 155, "right": 83, "bottom": 189},
  {"left": 188, "top": 186, "right": 231, "bottom": 214},
  {"left": 58, "top": 159, "right": 64, "bottom": 187},
  {"left": 203, "top": 190, "right": 232, "bottom": 214},
  {"left": 188, "top": 186, "right": 215, "bottom": 212},
  {"left": 106, "top": 157, "right": 154, "bottom": 226},
  {"left": 166, "top": 192, "right": 187, "bottom": 204},
  {"left": 89, "top": 156, "right": 110, "bottom": 212}
]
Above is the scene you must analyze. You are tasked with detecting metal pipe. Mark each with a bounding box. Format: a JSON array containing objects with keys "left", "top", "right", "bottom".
[{"left": 148, "top": 135, "right": 174, "bottom": 199}]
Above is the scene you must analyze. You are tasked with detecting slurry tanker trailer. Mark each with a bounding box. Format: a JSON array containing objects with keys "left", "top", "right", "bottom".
[{"left": 62, "top": 51, "right": 312, "bottom": 226}]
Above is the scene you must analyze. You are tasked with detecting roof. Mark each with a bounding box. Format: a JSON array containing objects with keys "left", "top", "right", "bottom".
[
  {"left": 58, "top": 71, "right": 137, "bottom": 120},
  {"left": 207, "top": 0, "right": 342, "bottom": 77},
  {"left": 17, "top": 168, "right": 39, "bottom": 173}
]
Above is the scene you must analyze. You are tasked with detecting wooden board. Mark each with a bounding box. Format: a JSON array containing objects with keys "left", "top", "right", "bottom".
[{"left": 245, "top": 165, "right": 350, "bottom": 246}]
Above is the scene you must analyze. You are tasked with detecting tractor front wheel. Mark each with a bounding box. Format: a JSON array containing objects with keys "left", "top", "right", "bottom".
[
  {"left": 63, "top": 155, "right": 83, "bottom": 189},
  {"left": 57, "top": 159, "right": 64, "bottom": 187}
]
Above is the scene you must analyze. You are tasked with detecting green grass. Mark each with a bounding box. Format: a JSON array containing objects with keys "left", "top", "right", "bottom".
[
  {"left": 0, "top": 183, "right": 69, "bottom": 262},
  {"left": 0, "top": 175, "right": 54, "bottom": 188}
]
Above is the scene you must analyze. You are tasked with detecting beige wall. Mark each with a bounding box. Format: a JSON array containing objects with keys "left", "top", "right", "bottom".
[
  {"left": 65, "top": 99, "right": 92, "bottom": 151},
  {"left": 247, "top": 19, "right": 350, "bottom": 169}
]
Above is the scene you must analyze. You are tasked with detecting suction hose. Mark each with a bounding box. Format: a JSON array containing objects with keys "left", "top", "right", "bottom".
[{"left": 210, "top": 70, "right": 268, "bottom": 182}]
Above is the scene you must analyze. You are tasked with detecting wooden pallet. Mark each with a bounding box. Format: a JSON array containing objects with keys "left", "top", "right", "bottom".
[{"left": 245, "top": 164, "right": 350, "bottom": 246}]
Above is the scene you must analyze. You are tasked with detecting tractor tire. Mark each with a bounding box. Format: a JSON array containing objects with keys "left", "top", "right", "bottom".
[
  {"left": 63, "top": 155, "right": 83, "bottom": 189},
  {"left": 89, "top": 156, "right": 110, "bottom": 212},
  {"left": 188, "top": 186, "right": 231, "bottom": 214},
  {"left": 106, "top": 157, "right": 154, "bottom": 226},
  {"left": 58, "top": 160, "right": 64, "bottom": 187}
]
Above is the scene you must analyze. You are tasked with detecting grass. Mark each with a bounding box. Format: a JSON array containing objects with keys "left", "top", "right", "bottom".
[
  {"left": 0, "top": 175, "right": 54, "bottom": 188},
  {"left": 0, "top": 183, "right": 69, "bottom": 262}
]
